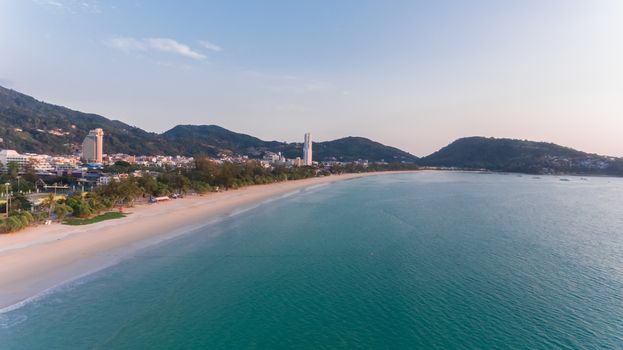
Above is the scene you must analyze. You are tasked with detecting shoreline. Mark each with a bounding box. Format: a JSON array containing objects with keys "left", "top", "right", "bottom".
[{"left": 0, "top": 171, "right": 408, "bottom": 311}]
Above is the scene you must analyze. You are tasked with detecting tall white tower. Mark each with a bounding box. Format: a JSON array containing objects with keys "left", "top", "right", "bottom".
[{"left": 303, "top": 132, "right": 312, "bottom": 166}]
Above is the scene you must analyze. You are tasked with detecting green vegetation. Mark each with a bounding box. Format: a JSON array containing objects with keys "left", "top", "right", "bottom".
[
  {"left": 0, "top": 156, "right": 417, "bottom": 233},
  {"left": 54, "top": 203, "right": 73, "bottom": 222},
  {"left": 162, "top": 125, "right": 418, "bottom": 162},
  {"left": 420, "top": 137, "right": 623, "bottom": 176},
  {"left": 0, "top": 211, "right": 48, "bottom": 233},
  {"left": 0, "top": 85, "right": 418, "bottom": 162},
  {"left": 63, "top": 212, "right": 126, "bottom": 226},
  {"left": 4, "top": 85, "right": 623, "bottom": 175},
  {"left": 0, "top": 86, "right": 163, "bottom": 155}
]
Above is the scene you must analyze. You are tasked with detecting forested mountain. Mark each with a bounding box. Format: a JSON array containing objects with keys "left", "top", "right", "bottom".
[
  {"left": 0, "top": 85, "right": 418, "bottom": 162},
  {"left": 310, "top": 137, "right": 417, "bottom": 163},
  {"left": 162, "top": 125, "right": 419, "bottom": 162},
  {"left": 3, "top": 85, "right": 622, "bottom": 174},
  {"left": 420, "top": 137, "right": 623, "bottom": 175},
  {"left": 161, "top": 124, "right": 284, "bottom": 158},
  {"left": 0, "top": 85, "right": 163, "bottom": 155}
]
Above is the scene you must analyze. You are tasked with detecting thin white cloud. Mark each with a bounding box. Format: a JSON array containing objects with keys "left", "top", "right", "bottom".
[
  {"left": 34, "top": 0, "right": 64, "bottom": 7},
  {"left": 146, "top": 38, "right": 206, "bottom": 60},
  {"left": 33, "top": 0, "right": 102, "bottom": 13},
  {"left": 107, "top": 37, "right": 207, "bottom": 60},
  {"left": 198, "top": 40, "right": 223, "bottom": 52}
]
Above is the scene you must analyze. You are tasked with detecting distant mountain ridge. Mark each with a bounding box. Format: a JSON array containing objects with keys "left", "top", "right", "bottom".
[
  {"left": 162, "top": 125, "right": 418, "bottom": 162},
  {"left": 420, "top": 137, "right": 623, "bottom": 175},
  {"left": 0, "top": 85, "right": 163, "bottom": 155},
  {"left": 0, "top": 85, "right": 418, "bottom": 162},
  {"left": 2, "top": 85, "right": 622, "bottom": 175}
]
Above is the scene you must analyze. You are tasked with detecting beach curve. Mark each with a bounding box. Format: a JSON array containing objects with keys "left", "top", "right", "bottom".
[{"left": 0, "top": 172, "right": 406, "bottom": 311}]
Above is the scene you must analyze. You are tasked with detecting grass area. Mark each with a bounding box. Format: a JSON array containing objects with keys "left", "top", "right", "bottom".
[{"left": 63, "top": 211, "right": 127, "bottom": 226}]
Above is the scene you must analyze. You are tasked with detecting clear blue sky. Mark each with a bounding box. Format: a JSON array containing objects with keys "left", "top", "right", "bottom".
[{"left": 1, "top": 0, "right": 622, "bottom": 156}]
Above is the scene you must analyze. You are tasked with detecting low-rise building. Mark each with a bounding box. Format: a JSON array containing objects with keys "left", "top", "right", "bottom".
[
  {"left": 25, "top": 153, "right": 55, "bottom": 172},
  {"left": 0, "top": 149, "right": 29, "bottom": 171}
]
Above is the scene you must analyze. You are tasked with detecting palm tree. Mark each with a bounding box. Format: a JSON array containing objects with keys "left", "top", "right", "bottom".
[
  {"left": 5, "top": 216, "right": 24, "bottom": 232},
  {"left": 54, "top": 204, "right": 73, "bottom": 222},
  {"left": 118, "top": 179, "right": 143, "bottom": 207},
  {"left": 43, "top": 192, "right": 56, "bottom": 218}
]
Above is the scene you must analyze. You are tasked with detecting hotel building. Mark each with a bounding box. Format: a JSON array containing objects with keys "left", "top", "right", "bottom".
[
  {"left": 0, "top": 149, "right": 29, "bottom": 171},
  {"left": 82, "top": 128, "right": 104, "bottom": 163},
  {"left": 303, "top": 132, "right": 312, "bottom": 166}
]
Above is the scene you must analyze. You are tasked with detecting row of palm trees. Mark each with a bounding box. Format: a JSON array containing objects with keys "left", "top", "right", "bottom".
[
  {"left": 0, "top": 193, "right": 74, "bottom": 233},
  {"left": 1, "top": 212, "right": 42, "bottom": 232}
]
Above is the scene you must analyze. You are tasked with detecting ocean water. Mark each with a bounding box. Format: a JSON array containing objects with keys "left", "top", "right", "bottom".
[{"left": 1, "top": 172, "right": 622, "bottom": 349}]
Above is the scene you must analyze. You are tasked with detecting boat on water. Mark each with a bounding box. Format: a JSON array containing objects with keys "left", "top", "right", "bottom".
[{"left": 559, "top": 178, "right": 571, "bottom": 182}]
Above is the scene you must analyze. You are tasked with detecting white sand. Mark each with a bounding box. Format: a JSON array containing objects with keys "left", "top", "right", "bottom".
[{"left": 0, "top": 172, "right": 403, "bottom": 310}]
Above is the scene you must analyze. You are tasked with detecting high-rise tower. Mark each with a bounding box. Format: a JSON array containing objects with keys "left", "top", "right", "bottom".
[
  {"left": 82, "top": 128, "right": 104, "bottom": 163},
  {"left": 303, "top": 132, "right": 312, "bottom": 166}
]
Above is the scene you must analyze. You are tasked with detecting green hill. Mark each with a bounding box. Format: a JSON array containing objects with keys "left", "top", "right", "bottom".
[
  {"left": 421, "top": 137, "right": 623, "bottom": 175},
  {"left": 0, "top": 85, "right": 417, "bottom": 163},
  {"left": 0, "top": 85, "right": 163, "bottom": 155},
  {"left": 310, "top": 136, "right": 417, "bottom": 163},
  {"left": 162, "top": 125, "right": 418, "bottom": 162},
  {"left": 4, "top": 84, "right": 620, "bottom": 174},
  {"left": 161, "top": 124, "right": 284, "bottom": 158}
]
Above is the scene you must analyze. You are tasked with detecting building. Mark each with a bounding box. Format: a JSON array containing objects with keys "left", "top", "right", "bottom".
[
  {"left": 303, "top": 132, "right": 312, "bottom": 166},
  {"left": 82, "top": 128, "right": 104, "bottom": 163},
  {"left": 51, "top": 155, "right": 81, "bottom": 171},
  {"left": 25, "top": 153, "right": 55, "bottom": 172},
  {"left": 0, "top": 149, "right": 29, "bottom": 172},
  {"left": 293, "top": 157, "right": 304, "bottom": 167}
]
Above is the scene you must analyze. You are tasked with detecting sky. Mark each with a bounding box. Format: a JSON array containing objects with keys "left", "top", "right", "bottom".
[{"left": 1, "top": 0, "right": 622, "bottom": 157}]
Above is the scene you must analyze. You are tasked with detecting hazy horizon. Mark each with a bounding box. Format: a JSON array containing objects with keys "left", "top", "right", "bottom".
[{"left": 1, "top": 0, "right": 622, "bottom": 157}]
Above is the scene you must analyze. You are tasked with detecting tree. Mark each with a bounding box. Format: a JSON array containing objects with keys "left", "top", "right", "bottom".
[
  {"left": 158, "top": 173, "right": 191, "bottom": 194},
  {"left": 4, "top": 216, "right": 24, "bottom": 232},
  {"left": 121, "top": 179, "right": 143, "bottom": 206},
  {"left": 11, "top": 193, "right": 32, "bottom": 211},
  {"left": 85, "top": 192, "right": 112, "bottom": 214},
  {"left": 66, "top": 195, "right": 95, "bottom": 218},
  {"left": 33, "top": 211, "right": 49, "bottom": 224},
  {"left": 7, "top": 161, "right": 19, "bottom": 179},
  {"left": 192, "top": 181, "right": 212, "bottom": 194},
  {"left": 155, "top": 182, "right": 170, "bottom": 196},
  {"left": 101, "top": 178, "right": 144, "bottom": 207},
  {"left": 0, "top": 213, "right": 33, "bottom": 232},
  {"left": 22, "top": 160, "right": 39, "bottom": 183},
  {"left": 215, "top": 162, "right": 239, "bottom": 189},
  {"left": 137, "top": 175, "right": 158, "bottom": 196},
  {"left": 54, "top": 204, "right": 73, "bottom": 222},
  {"left": 18, "top": 213, "right": 29, "bottom": 227},
  {"left": 43, "top": 192, "right": 56, "bottom": 218}
]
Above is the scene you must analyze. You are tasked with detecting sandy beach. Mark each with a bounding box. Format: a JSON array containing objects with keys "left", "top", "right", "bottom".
[{"left": 0, "top": 172, "right": 398, "bottom": 310}]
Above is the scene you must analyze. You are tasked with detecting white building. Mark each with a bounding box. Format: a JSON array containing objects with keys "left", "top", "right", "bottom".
[
  {"left": 25, "top": 153, "right": 55, "bottom": 172},
  {"left": 51, "top": 156, "right": 81, "bottom": 171},
  {"left": 0, "top": 149, "right": 29, "bottom": 171},
  {"left": 82, "top": 128, "right": 104, "bottom": 163},
  {"left": 303, "top": 132, "right": 312, "bottom": 166}
]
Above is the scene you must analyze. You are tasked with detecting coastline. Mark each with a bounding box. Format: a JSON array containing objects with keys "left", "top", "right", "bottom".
[{"left": 0, "top": 172, "right": 406, "bottom": 311}]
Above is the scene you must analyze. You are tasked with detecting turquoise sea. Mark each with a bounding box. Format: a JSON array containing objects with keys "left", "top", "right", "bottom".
[{"left": 1, "top": 172, "right": 622, "bottom": 349}]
